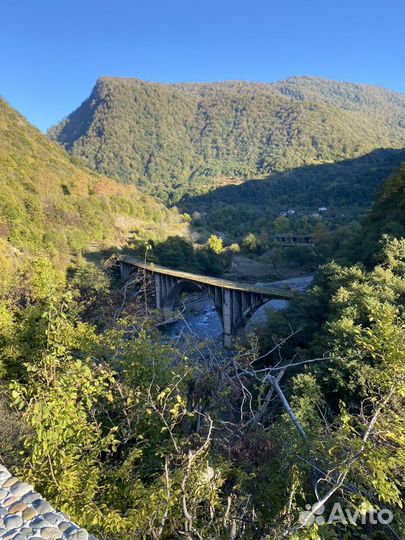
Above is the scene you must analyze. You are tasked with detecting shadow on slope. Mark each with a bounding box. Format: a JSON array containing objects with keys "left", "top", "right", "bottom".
[{"left": 179, "top": 149, "right": 404, "bottom": 230}]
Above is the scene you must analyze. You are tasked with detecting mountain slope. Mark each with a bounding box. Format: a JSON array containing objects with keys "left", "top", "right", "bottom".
[
  {"left": 273, "top": 76, "right": 405, "bottom": 117},
  {"left": 49, "top": 76, "right": 405, "bottom": 202},
  {"left": 357, "top": 161, "right": 405, "bottom": 266},
  {"left": 179, "top": 149, "right": 404, "bottom": 237},
  {"left": 0, "top": 97, "right": 187, "bottom": 270},
  {"left": 368, "top": 162, "right": 405, "bottom": 237}
]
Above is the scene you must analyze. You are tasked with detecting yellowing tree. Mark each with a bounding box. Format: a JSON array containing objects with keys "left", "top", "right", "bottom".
[{"left": 207, "top": 234, "right": 223, "bottom": 254}]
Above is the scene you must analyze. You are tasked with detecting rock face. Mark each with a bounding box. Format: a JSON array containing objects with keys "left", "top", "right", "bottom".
[{"left": 0, "top": 465, "right": 96, "bottom": 540}]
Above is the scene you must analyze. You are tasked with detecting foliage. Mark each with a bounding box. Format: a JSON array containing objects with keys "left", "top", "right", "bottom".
[
  {"left": 0, "top": 80, "right": 404, "bottom": 540},
  {"left": 241, "top": 238, "right": 405, "bottom": 538},
  {"left": 242, "top": 233, "right": 265, "bottom": 254},
  {"left": 351, "top": 162, "right": 405, "bottom": 267},
  {"left": 206, "top": 234, "right": 224, "bottom": 254},
  {"left": 0, "top": 96, "right": 188, "bottom": 273},
  {"left": 49, "top": 77, "right": 405, "bottom": 203},
  {"left": 133, "top": 235, "right": 229, "bottom": 276},
  {"left": 179, "top": 149, "right": 404, "bottom": 243},
  {"left": 1, "top": 257, "right": 226, "bottom": 537},
  {"left": 1, "top": 232, "right": 404, "bottom": 540}
]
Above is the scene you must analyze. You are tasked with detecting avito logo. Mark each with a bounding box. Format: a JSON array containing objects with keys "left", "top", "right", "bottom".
[{"left": 298, "top": 502, "right": 393, "bottom": 526}]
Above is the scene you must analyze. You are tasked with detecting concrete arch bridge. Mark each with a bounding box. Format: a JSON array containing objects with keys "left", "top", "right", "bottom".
[{"left": 119, "top": 256, "right": 294, "bottom": 347}]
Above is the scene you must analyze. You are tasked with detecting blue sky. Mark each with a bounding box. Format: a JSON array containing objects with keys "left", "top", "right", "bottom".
[{"left": 1, "top": 0, "right": 404, "bottom": 131}]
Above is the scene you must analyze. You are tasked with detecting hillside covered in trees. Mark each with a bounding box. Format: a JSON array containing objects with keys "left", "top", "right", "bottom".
[
  {"left": 2, "top": 114, "right": 405, "bottom": 537},
  {"left": 352, "top": 161, "right": 405, "bottom": 267},
  {"left": 0, "top": 97, "right": 188, "bottom": 276},
  {"left": 49, "top": 76, "right": 405, "bottom": 202},
  {"left": 180, "top": 148, "right": 404, "bottom": 237}
]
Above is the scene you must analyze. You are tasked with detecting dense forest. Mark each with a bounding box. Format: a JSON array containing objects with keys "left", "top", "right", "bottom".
[
  {"left": 0, "top": 97, "right": 190, "bottom": 272},
  {"left": 48, "top": 76, "right": 405, "bottom": 202},
  {"left": 0, "top": 86, "right": 405, "bottom": 540},
  {"left": 180, "top": 148, "right": 404, "bottom": 239},
  {"left": 358, "top": 161, "right": 405, "bottom": 264}
]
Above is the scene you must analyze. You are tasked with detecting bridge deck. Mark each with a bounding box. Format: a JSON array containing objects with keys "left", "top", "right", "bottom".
[{"left": 119, "top": 255, "right": 294, "bottom": 299}]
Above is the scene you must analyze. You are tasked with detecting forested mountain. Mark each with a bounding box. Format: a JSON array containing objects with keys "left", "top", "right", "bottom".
[
  {"left": 0, "top": 97, "right": 187, "bottom": 274},
  {"left": 49, "top": 76, "right": 405, "bottom": 201},
  {"left": 180, "top": 148, "right": 404, "bottom": 238},
  {"left": 366, "top": 161, "right": 405, "bottom": 238},
  {"left": 273, "top": 76, "right": 405, "bottom": 115},
  {"left": 355, "top": 161, "right": 405, "bottom": 266}
]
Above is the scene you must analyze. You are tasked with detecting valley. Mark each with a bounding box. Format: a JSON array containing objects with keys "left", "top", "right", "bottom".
[
  {"left": 0, "top": 74, "right": 404, "bottom": 540},
  {"left": 46, "top": 76, "right": 404, "bottom": 279}
]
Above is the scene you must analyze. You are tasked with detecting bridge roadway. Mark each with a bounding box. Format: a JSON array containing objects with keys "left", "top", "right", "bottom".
[{"left": 118, "top": 255, "right": 294, "bottom": 347}]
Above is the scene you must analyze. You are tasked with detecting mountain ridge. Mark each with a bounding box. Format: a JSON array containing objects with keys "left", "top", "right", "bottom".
[{"left": 48, "top": 75, "right": 405, "bottom": 202}]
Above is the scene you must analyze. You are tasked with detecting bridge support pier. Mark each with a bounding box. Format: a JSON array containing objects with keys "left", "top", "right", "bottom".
[
  {"left": 222, "top": 289, "right": 233, "bottom": 348},
  {"left": 119, "top": 261, "right": 134, "bottom": 281},
  {"left": 155, "top": 273, "right": 162, "bottom": 308}
]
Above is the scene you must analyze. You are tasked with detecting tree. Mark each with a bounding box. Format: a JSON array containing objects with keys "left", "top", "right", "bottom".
[
  {"left": 270, "top": 238, "right": 405, "bottom": 538},
  {"left": 154, "top": 236, "right": 195, "bottom": 269},
  {"left": 273, "top": 216, "right": 290, "bottom": 233},
  {"left": 207, "top": 234, "right": 224, "bottom": 254},
  {"left": 242, "top": 233, "right": 265, "bottom": 254}
]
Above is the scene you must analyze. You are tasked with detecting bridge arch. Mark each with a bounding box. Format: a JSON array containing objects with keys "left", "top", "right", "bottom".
[
  {"left": 163, "top": 279, "right": 203, "bottom": 309},
  {"left": 234, "top": 295, "right": 270, "bottom": 331},
  {"left": 163, "top": 280, "right": 271, "bottom": 340}
]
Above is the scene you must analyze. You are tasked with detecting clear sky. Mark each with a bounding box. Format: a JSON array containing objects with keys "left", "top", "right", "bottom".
[{"left": 1, "top": 0, "right": 404, "bottom": 131}]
